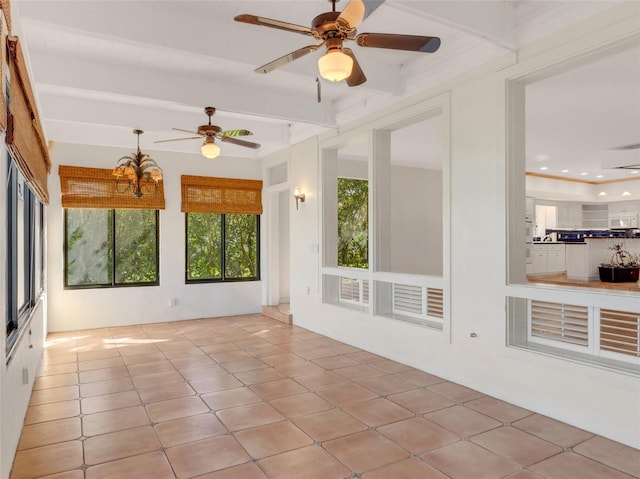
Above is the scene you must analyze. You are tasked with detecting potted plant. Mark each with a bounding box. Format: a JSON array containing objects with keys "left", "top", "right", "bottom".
[{"left": 599, "top": 243, "right": 640, "bottom": 282}]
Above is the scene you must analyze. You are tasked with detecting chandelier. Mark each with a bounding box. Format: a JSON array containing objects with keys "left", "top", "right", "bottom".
[{"left": 112, "top": 129, "right": 163, "bottom": 198}]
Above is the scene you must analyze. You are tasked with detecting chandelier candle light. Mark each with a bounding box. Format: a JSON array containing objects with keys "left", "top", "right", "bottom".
[{"left": 113, "top": 129, "right": 163, "bottom": 198}]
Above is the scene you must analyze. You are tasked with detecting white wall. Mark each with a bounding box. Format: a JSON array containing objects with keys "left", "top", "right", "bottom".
[
  {"left": 278, "top": 190, "right": 290, "bottom": 303},
  {"left": 390, "top": 166, "right": 443, "bottom": 276},
  {"left": 47, "top": 143, "right": 263, "bottom": 332},
  {"left": 281, "top": 3, "right": 640, "bottom": 448},
  {"left": 527, "top": 174, "right": 640, "bottom": 202}
]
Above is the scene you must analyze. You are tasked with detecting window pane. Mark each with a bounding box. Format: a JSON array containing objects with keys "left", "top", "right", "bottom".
[
  {"left": 65, "top": 209, "right": 111, "bottom": 286},
  {"left": 337, "top": 178, "right": 368, "bottom": 268},
  {"left": 115, "top": 210, "right": 158, "bottom": 284},
  {"left": 16, "top": 174, "right": 25, "bottom": 307},
  {"left": 225, "top": 214, "right": 258, "bottom": 279},
  {"left": 187, "top": 213, "right": 222, "bottom": 280}
]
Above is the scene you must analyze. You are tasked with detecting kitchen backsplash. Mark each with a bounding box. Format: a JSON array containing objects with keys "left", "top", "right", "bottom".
[{"left": 542, "top": 229, "right": 640, "bottom": 242}]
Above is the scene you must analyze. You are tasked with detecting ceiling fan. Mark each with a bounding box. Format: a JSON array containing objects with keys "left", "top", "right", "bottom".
[
  {"left": 234, "top": 0, "right": 441, "bottom": 86},
  {"left": 155, "top": 106, "right": 260, "bottom": 159}
]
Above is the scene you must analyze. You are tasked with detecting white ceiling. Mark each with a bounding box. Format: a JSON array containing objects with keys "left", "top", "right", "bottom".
[{"left": 12, "top": 0, "right": 638, "bottom": 180}]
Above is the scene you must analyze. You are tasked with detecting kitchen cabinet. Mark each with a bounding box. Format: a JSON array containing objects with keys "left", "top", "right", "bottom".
[
  {"left": 525, "top": 196, "right": 535, "bottom": 222},
  {"left": 557, "top": 202, "right": 582, "bottom": 228},
  {"left": 608, "top": 200, "right": 639, "bottom": 215},
  {"left": 566, "top": 239, "right": 612, "bottom": 280},
  {"left": 531, "top": 244, "right": 566, "bottom": 274},
  {"left": 582, "top": 204, "right": 608, "bottom": 228}
]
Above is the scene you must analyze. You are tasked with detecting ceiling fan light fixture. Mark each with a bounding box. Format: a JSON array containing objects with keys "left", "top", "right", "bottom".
[
  {"left": 201, "top": 136, "right": 221, "bottom": 159},
  {"left": 318, "top": 48, "right": 353, "bottom": 82}
]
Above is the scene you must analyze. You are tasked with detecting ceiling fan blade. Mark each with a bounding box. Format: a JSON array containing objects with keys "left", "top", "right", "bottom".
[
  {"left": 172, "top": 127, "right": 201, "bottom": 135},
  {"left": 337, "top": 0, "right": 384, "bottom": 29},
  {"left": 255, "top": 44, "right": 321, "bottom": 74},
  {"left": 221, "top": 129, "right": 252, "bottom": 138},
  {"left": 356, "top": 33, "right": 441, "bottom": 53},
  {"left": 154, "top": 136, "right": 202, "bottom": 144},
  {"left": 343, "top": 48, "right": 367, "bottom": 87},
  {"left": 220, "top": 136, "right": 261, "bottom": 149},
  {"left": 235, "top": 14, "right": 314, "bottom": 36}
]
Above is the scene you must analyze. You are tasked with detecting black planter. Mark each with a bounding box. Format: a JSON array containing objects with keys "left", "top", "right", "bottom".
[{"left": 598, "top": 266, "right": 640, "bottom": 283}]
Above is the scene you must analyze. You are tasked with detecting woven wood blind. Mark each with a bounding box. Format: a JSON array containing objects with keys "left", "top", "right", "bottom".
[
  {"left": 181, "top": 175, "right": 263, "bottom": 214},
  {"left": 1, "top": 0, "right": 11, "bottom": 35},
  {"left": 59, "top": 165, "right": 166, "bottom": 210},
  {"left": 7, "top": 36, "right": 51, "bottom": 203},
  {"left": 0, "top": 11, "right": 7, "bottom": 131}
]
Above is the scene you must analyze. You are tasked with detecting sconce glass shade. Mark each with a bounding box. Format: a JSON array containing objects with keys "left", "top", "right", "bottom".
[
  {"left": 318, "top": 49, "right": 353, "bottom": 82},
  {"left": 201, "top": 137, "right": 221, "bottom": 159}
]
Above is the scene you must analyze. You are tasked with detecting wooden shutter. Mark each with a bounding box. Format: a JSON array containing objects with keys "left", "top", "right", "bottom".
[
  {"left": 181, "top": 175, "right": 263, "bottom": 214},
  {"left": 600, "top": 308, "right": 639, "bottom": 358},
  {"left": 530, "top": 300, "right": 588, "bottom": 346},
  {"left": 7, "top": 36, "right": 51, "bottom": 203},
  {"left": 59, "top": 165, "right": 165, "bottom": 210}
]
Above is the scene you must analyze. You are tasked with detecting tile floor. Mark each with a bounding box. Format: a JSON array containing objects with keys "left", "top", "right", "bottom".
[{"left": 11, "top": 314, "right": 640, "bottom": 479}]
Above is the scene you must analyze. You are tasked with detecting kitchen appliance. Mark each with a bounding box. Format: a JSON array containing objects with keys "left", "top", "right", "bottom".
[{"left": 609, "top": 214, "right": 639, "bottom": 229}]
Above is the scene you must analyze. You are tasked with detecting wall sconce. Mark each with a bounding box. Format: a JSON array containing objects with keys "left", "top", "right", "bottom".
[{"left": 294, "top": 187, "right": 305, "bottom": 210}]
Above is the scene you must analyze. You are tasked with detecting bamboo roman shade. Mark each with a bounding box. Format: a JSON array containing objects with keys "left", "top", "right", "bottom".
[
  {"left": 7, "top": 36, "right": 51, "bottom": 203},
  {"left": 181, "top": 175, "right": 263, "bottom": 214},
  {"left": 0, "top": 11, "right": 7, "bottom": 131},
  {"left": 59, "top": 165, "right": 166, "bottom": 210}
]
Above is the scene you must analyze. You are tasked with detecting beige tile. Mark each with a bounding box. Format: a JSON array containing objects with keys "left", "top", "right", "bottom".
[
  {"left": 421, "top": 441, "right": 519, "bottom": 479},
  {"left": 166, "top": 435, "right": 250, "bottom": 478},
  {"left": 295, "top": 347, "right": 337, "bottom": 360},
  {"left": 11, "top": 441, "right": 83, "bottom": 479},
  {"left": 472, "top": 426, "right": 563, "bottom": 465},
  {"left": 85, "top": 451, "right": 174, "bottom": 479},
  {"left": 245, "top": 344, "right": 289, "bottom": 358},
  {"left": 465, "top": 396, "right": 534, "bottom": 423},
  {"left": 269, "top": 392, "right": 334, "bottom": 418},
  {"left": 210, "top": 349, "right": 251, "bottom": 363},
  {"left": 170, "top": 354, "right": 216, "bottom": 369},
  {"left": 33, "top": 373, "right": 79, "bottom": 390},
  {"left": 37, "top": 470, "right": 85, "bottom": 479},
  {"left": 84, "top": 425, "right": 161, "bottom": 465},
  {"left": 342, "top": 398, "right": 414, "bottom": 427},
  {"left": 426, "top": 382, "right": 485, "bottom": 403},
  {"left": 127, "top": 360, "right": 176, "bottom": 376},
  {"left": 316, "top": 383, "right": 378, "bottom": 405},
  {"left": 81, "top": 390, "right": 141, "bottom": 414},
  {"left": 368, "top": 359, "right": 414, "bottom": 374},
  {"left": 293, "top": 408, "right": 367, "bottom": 442},
  {"left": 573, "top": 435, "right": 640, "bottom": 477},
  {"left": 79, "top": 377, "right": 134, "bottom": 397},
  {"left": 138, "top": 381, "right": 196, "bottom": 404},
  {"left": 235, "top": 368, "right": 288, "bottom": 385},
  {"left": 235, "top": 421, "right": 313, "bottom": 458},
  {"left": 77, "top": 349, "right": 120, "bottom": 361},
  {"left": 362, "top": 458, "right": 449, "bottom": 479},
  {"left": 531, "top": 451, "right": 635, "bottom": 479},
  {"left": 29, "top": 385, "right": 79, "bottom": 406},
  {"left": 345, "top": 351, "right": 384, "bottom": 363},
  {"left": 179, "top": 364, "right": 227, "bottom": 381},
  {"left": 155, "top": 412, "right": 227, "bottom": 447},
  {"left": 514, "top": 414, "right": 595, "bottom": 447},
  {"left": 24, "top": 400, "right": 80, "bottom": 425},
  {"left": 41, "top": 352, "right": 77, "bottom": 366},
  {"left": 377, "top": 417, "right": 459, "bottom": 454},
  {"left": 294, "top": 371, "right": 349, "bottom": 390},
  {"left": 39, "top": 362, "right": 78, "bottom": 376},
  {"left": 333, "top": 364, "right": 386, "bottom": 381},
  {"left": 259, "top": 445, "right": 351, "bottom": 479},
  {"left": 78, "top": 356, "right": 125, "bottom": 372},
  {"left": 425, "top": 405, "right": 501, "bottom": 437},
  {"left": 323, "top": 430, "right": 410, "bottom": 474},
  {"left": 201, "top": 387, "right": 262, "bottom": 410},
  {"left": 311, "top": 355, "right": 360, "bottom": 370},
  {"left": 190, "top": 372, "right": 244, "bottom": 393},
  {"left": 82, "top": 405, "right": 150, "bottom": 437},
  {"left": 18, "top": 418, "right": 81, "bottom": 450},
  {"left": 387, "top": 388, "right": 455, "bottom": 414},
  {"left": 121, "top": 351, "right": 167, "bottom": 365},
  {"left": 221, "top": 358, "right": 269, "bottom": 374},
  {"left": 261, "top": 352, "right": 307, "bottom": 367},
  {"left": 504, "top": 472, "right": 546, "bottom": 479},
  {"left": 193, "top": 463, "right": 268, "bottom": 479},
  {"left": 250, "top": 378, "right": 307, "bottom": 400},
  {"left": 356, "top": 375, "right": 415, "bottom": 396},
  {"left": 146, "top": 395, "right": 209, "bottom": 423},
  {"left": 79, "top": 366, "right": 129, "bottom": 383},
  {"left": 131, "top": 370, "right": 185, "bottom": 389},
  {"left": 394, "top": 369, "right": 447, "bottom": 386},
  {"left": 201, "top": 342, "right": 238, "bottom": 354},
  {"left": 216, "top": 402, "right": 284, "bottom": 431},
  {"left": 275, "top": 361, "right": 326, "bottom": 378}
]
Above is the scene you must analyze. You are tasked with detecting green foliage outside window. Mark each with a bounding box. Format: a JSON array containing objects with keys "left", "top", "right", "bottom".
[
  {"left": 338, "top": 178, "right": 368, "bottom": 269},
  {"left": 186, "top": 213, "right": 259, "bottom": 282},
  {"left": 65, "top": 209, "right": 158, "bottom": 288}
]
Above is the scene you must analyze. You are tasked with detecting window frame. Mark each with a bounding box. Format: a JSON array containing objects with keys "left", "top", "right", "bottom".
[
  {"left": 185, "top": 212, "right": 260, "bottom": 284},
  {"left": 63, "top": 208, "right": 160, "bottom": 289}
]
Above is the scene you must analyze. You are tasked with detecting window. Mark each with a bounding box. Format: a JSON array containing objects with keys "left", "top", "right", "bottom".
[
  {"left": 337, "top": 178, "right": 368, "bottom": 269},
  {"left": 6, "top": 158, "right": 43, "bottom": 351},
  {"left": 186, "top": 213, "right": 259, "bottom": 282},
  {"left": 64, "top": 209, "right": 159, "bottom": 288}
]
